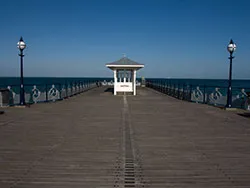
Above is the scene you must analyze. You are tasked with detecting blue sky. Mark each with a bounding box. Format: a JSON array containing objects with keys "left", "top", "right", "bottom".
[{"left": 1, "top": 0, "right": 250, "bottom": 79}]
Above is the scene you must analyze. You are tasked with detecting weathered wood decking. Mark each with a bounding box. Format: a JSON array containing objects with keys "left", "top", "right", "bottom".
[{"left": 0, "top": 86, "right": 250, "bottom": 188}]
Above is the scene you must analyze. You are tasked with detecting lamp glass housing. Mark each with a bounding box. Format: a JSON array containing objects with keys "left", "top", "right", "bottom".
[
  {"left": 17, "top": 39, "right": 26, "bottom": 50},
  {"left": 227, "top": 40, "right": 236, "bottom": 53}
]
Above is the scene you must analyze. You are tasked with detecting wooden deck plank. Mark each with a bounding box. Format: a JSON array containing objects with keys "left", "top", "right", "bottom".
[{"left": 0, "top": 86, "right": 249, "bottom": 188}]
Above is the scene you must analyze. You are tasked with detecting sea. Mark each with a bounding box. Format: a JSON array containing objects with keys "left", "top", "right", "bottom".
[
  {"left": 147, "top": 78, "right": 250, "bottom": 89},
  {"left": 0, "top": 77, "right": 113, "bottom": 87}
]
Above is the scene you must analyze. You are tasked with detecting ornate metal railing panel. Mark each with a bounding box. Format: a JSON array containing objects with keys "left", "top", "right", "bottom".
[
  {"left": 146, "top": 80, "right": 250, "bottom": 110},
  {"left": 0, "top": 81, "right": 98, "bottom": 106}
]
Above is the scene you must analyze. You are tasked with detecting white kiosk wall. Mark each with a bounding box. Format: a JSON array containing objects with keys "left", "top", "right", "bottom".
[{"left": 114, "top": 69, "right": 134, "bottom": 94}]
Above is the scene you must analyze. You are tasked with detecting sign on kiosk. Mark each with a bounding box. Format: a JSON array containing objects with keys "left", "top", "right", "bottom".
[{"left": 116, "top": 83, "right": 133, "bottom": 92}]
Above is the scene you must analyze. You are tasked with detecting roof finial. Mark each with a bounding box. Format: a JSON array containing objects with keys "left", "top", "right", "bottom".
[{"left": 123, "top": 53, "right": 126, "bottom": 58}]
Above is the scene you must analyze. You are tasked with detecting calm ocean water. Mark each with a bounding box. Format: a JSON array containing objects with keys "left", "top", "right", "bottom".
[
  {"left": 0, "top": 77, "right": 113, "bottom": 87},
  {"left": 148, "top": 78, "right": 250, "bottom": 89},
  {"left": 0, "top": 77, "right": 250, "bottom": 89}
]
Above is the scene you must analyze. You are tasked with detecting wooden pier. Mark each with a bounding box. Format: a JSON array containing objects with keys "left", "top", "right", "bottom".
[{"left": 0, "top": 86, "right": 250, "bottom": 188}]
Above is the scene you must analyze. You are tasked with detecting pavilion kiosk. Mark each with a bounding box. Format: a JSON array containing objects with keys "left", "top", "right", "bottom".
[{"left": 106, "top": 57, "right": 144, "bottom": 95}]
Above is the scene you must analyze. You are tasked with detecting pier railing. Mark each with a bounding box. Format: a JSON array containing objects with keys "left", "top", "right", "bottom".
[
  {"left": 146, "top": 80, "right": 250, "bottom": 110},
  {"left": 0, "top": 81, "right": 98, "bottom": 106}
]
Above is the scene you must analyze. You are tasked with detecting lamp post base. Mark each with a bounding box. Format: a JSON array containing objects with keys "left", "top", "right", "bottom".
[
  {"left": 15, "top": 104, "right": 30, "bottom": 108},
  {"left": 224, "top": 107, "right": 237, "bottom": 111}
]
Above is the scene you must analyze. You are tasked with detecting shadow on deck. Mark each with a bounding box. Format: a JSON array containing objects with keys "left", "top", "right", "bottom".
[
  {"left": 104, "top": 87, "right": 114, "bottom": 93},
  {"left": 237, "top": 112, "right": 250, "bottom": 118}
]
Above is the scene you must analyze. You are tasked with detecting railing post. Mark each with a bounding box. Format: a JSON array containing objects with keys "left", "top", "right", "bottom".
[
  {"left": 176, "top": 84, "right": 178, "bottom": 98},
  {"left": 75, "top": 82, "right": 77, "bottom": 95},
  {"left": 76, "top": 81, "right": 78, "bottom": 94},
  {"left": 76, "top": 81, "right": 78, "bottom": 93},
  {"left": 70, "top": 82, "right": 73, "bottom": 96},
  {"left": 168, "top": 81, "right": 170, "bottom": 95},
  {"left": 164, "top": 81, "right": 166, "bottom": 94},
  {"left": 65, "top": 82, "right": 68, "bottom": 98},
  {"left": 74, "top": 81, "right": 78, "bottom": 95},
  {"left": 45, "top": 84, "right": 48, "bottom": 102},
  {"left": 160, "top": 80, "right": 162, "bottom": 92},
  {"left": 77, "top": 81, "right": 79, "bottom": 93},
  {"left": 182, "top": 84, "right": 185, "bottom": 100},
  {"left": 73, "top": 82, "right": 75, "bottom": 95},
  {"left": 71, "top": 82, "right": 73, "bottom": 95},
  {"left": 171, "top": 82, "right": 173, "bottom": 96},
  {"left": 165, "top": 80, "right": 168, "bottom": 94},
  {"left": 189, "top": 85, "right": 192, "bottom": 102},
  {"left": 177, "top": 84, "right": 180, "bottom": 99},
  {"left": 166, "top": 80, "right": 169, "bottom": 95},
  {"left": 173, "top": 84, "right": 175, "bottom": 97},
  {"left": 59, "top": 84, "right": 62, "bottom": 100},
  {"left": 186, "top": 85, "right": 188, "bottom": 100},
  {"left": 166, "top": 80, "right": 168, "bottom": 93},
  {"left": 174, "top": 84, "right": 176, "bottom": 97},
  {"left": 170, "top": 83, "right": 172, "bottom": 96},
  {"left": 78, "top": 81, "right": 80, "bottom": 93},
  {"left": 173, "top": 83, "right": 175, "bottom": 97},
  {"left": 8, "top": 88, "right": 11, "bottom": 106},
  {"left": 203, "top": 85, "right": 206, "bottom": 104},
  {"left": 162, "top": 81, "right": 164, "bottom": 93}
]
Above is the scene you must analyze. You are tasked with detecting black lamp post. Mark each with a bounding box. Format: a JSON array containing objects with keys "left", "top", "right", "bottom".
[
  {"left": 226, "top": 39, "right": 236, "bottom": 108},
  {"left": 17, "top": 37, "right": 26, "bottom": 105}
]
